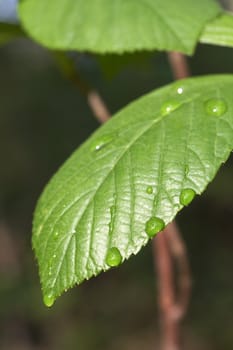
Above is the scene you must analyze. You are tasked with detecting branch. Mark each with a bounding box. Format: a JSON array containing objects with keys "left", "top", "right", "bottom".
[
  {"left": 153, "top": 232, "right": 180, "bottom": 350},
  {"left": 52, "top": 51, "right": 110, "bottom": 123},
  {"left": 166, "top": 222, "right": 192, "bottom": 320},
  {"left": 87, "top": 91, "right": 110, "bottom": 123},
  {"left": 167, "top": 52, "right": 190, "bottom": 80},
  {"left": 153, "top": 51, "right": 192, "bottom": 350}
]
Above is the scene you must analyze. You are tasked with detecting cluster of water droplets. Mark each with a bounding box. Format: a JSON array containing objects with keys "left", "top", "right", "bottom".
[
  {"left": 145, "top": 84, "right": 227, "bottom": 236},
  {"left": 161, "top": 83, "right": 227, "bottom": 118},
  {"left": 160, "top": 84, "right": 186, "bottom": 116}
]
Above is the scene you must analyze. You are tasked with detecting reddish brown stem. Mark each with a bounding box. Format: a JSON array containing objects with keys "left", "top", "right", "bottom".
[
  {"left": 53, "top": 52, "right": 110, "bottom": 123},
  {"left": 154, "top": 52, "right": 192, "bottom": 350},
  {"left": 167, "top": 52, "right": 190, "bottom": 80},
  {"left": 87, "top": 90, "right": 110, "bottom": 123},
  {"left": 153, "top": 232, "right": 180, "bottom": 350},
  {"left": 166, "top": 222, "right": 192, "bottom": 320}
]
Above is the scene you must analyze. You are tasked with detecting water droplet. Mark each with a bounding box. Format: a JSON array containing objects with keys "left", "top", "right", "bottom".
[
  {"left": 161, "top": 100, "right": 180, "bottom": 115},
  {"left": 145, "top": 217, "right": 165, "bottom": 238},
  {"left": 91, "top": 134, "right": 114, "bottom": 152},
  {"left": 204, "top": 99, "right": 227, "bottom": 117},
  {"left": 180, "top": 188, "right": 196, "bottom": 206},
  {"left": 43, "top": 293, "right": 55, "bottom": 307},
  {"left": 146, "top": 186, "right": 153, "bottom": 194},
  {"left": 177, "top": 86, "right": 184, "bottom": 95},
  {"left": 106, "top": 247, "right": 122, "bottom": 267},
  {"left": 173, "top": 82, "right": 185, "bottom": 95},
  {"left": 53, "top": 254, "right": 57, "bottom": 259}
]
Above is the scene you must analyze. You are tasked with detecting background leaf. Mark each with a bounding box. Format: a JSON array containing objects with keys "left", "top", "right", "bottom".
[
  {"left": 200, "top": 12, "right": 233, "bottom": 48},
  {"left": 33, "top": 75, "right": 233, "bottom": 306},
  {"left": 19, "top": 0, "right": 221, "bottom": 54}
]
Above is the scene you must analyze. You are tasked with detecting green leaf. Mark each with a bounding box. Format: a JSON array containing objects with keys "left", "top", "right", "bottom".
[
  {"left": 0, "top": 23, "right": 24, "bottom": 46},
  {"left": 33, "top": 75, "right": 233, "bottom": 306},
  {"left": 18, "top": 0, "right": 221, "bottom": 55},
  {"left": 200, "top": 12, "right": 233, "bottom": 48}
]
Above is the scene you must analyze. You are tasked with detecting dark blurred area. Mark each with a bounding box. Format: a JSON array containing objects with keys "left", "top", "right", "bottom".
[{"left": 0, "top": 1, "right": 233, "bottom": 350}]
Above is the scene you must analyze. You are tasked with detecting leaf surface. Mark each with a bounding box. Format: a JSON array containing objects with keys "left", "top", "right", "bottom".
[
  {"left": 200, "top": 12, "right": 233, "bottom": 48},
  {"left": 33, "top": 75, "right": 233, "bottom": 306},
  {"left": 19, "top": 0, "right": 221, "bottom": 54}
]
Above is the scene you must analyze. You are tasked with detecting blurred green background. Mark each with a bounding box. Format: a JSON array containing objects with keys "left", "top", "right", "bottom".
[{"left": 0, "top": 2, "right": 233, "bottom": 349}]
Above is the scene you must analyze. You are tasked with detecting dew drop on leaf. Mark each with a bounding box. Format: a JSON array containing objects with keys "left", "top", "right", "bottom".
[
  {"left": 43, "top": 293, "right": 55, "bottom": 307},
  {"left": 161, "top": 100, "right": 180, "bottom": 115},
  {"left": 91, "top": 134, "right": 114, "bottom": 152},
  {"left": 179, "top": 188, "right": 196, "bottom": 206},
  {"left": 105, "top": 247, "right": 122, "bottom": 267},
  {"left": 146, "top": 186, "right": 153, "bottom": 194},
  {"left": 145, "top": 217, "right": 165, "bottom": 238},
  {"left": 204, "top": 99, "right": 227, "bottom": 117},
  {"left": 173, "top": 82, "right": 186, "bottom": 95},
  {"left": 177, "top": 86, "right": 184, "bottom": 95}
]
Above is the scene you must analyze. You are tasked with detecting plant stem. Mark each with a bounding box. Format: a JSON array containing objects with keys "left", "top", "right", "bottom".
[
  {"left": 52, "top": 52, "right": 110, "bottom": 122},
  {"left": 153, "top": 230, "right": 180, "bottom": 350},
  {"left": 166, "top": 222, "right": 192, "bottom": 320},
  {"left": 153, "top": 223, "right": 192, "bottom": 350},
  {"left": 87, "top": 90, "right": 110, "bottom": 123},
  {"left": 167, "top": 52, "right": 190, "bottom": 80},
  {"left": 154, "top": 51, "right": 192, "bottom": 350}
]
